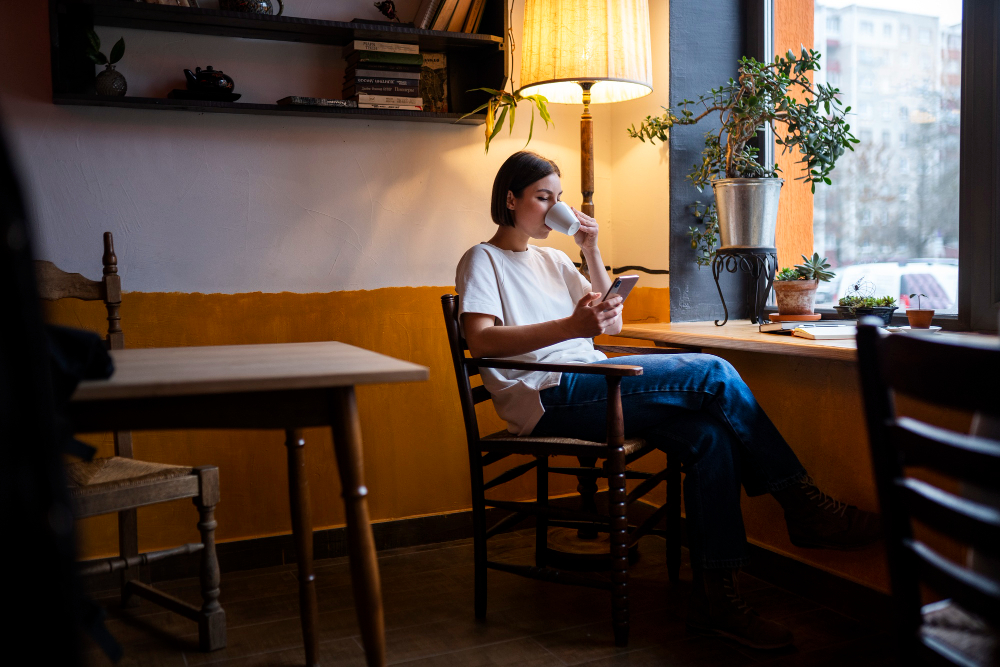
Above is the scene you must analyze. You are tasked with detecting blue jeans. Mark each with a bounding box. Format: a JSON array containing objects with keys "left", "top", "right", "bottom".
[{"left": 532, "top": 354, "right": 806, "bottom": 570}]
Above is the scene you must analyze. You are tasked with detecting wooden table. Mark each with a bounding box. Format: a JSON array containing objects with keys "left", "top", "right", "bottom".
[
  {"left": 69, "top": 341, "right": 429, "bottom": 667},
  {"left": 619, "top": 321, "right": 858, "bottom": 362}
]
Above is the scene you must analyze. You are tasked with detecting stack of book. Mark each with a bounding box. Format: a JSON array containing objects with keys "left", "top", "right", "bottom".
[
  {"left": 343, "top": 40, "right": 423, "bottom": 111},
  {"left": 412, "top": 0, "right": 488, "bottom": 33}
]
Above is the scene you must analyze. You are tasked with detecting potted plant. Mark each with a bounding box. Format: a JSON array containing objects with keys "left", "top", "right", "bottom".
[
  {"left": 906, "top": 293, "right": 935, "bottom": 328},
  {"left": 629, "top": 48, "right": 857, "bottom": 258},
  {"left": 86, "top": 31, "right": 127, "bottom": 97},
  {"left": 853, "top": 296, "right": 898, "bottom": 326},
  {"left": 773, "top": 253, "right": 835, "bottom": 316},
  {"left": 833, "top": 295, "right": 862, "bottom": 320}
]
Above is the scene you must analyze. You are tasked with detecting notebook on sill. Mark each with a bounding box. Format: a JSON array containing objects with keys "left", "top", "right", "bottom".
[
  {"left": 759, "top": 320, "right": 857, "bottom": 334},
  {"left": 790, "top": 324, "right": 858, "bottom": 340}
]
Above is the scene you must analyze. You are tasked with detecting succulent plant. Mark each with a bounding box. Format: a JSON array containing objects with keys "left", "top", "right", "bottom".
[
  {"left": 776, "top": 267, "right": 801, "bottom": 281},
  {"left": 794, "top": 253, "right": 835, "bottom": 282}
]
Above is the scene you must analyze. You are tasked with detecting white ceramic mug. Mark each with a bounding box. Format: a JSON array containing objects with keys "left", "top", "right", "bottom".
[{"left": 544, "top": 201, "right": 581, "bottom": 236}]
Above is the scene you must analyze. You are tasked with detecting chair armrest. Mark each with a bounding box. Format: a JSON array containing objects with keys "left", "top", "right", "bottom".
[
  {"left": 470, "top": 358, "right": 643, "bottom": 377},
  {"left": 595, "top": 345, "right": 687, "bottom": 355}
]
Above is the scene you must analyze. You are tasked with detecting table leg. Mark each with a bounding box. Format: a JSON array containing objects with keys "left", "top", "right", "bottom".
[
  {"left": 285, "top": 429, "right": 320, "bottom": 667},
  {"left": 328, "top": 387, "right": 386, "bottom": 667}
]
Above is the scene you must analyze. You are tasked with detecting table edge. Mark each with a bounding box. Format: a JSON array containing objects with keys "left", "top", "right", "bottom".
[{"left": 618, "top": 324, "right": 858, "bottom": 362}]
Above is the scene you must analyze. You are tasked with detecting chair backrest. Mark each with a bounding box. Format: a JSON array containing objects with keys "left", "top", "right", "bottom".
[
  {"left": 34, "top": 231, "right": 123, "bottom": 351},
  {"left": 35, "top": 232, "right": 133, "bottom": 459},
  {"left": 856, "top": 323, "right": 1000, "bottom": 663},
  {"left": 441, "top": 294, "right": 492, "bottom": 447}
]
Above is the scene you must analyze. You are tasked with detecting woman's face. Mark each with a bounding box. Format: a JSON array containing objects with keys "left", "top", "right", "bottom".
[{"left": 507, "top": 173, "right": 562, "bottom": 239}]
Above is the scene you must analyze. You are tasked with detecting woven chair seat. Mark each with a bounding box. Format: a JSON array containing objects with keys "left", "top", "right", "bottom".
[
  {"left": 921, "top": 601, "right": 998, "bottom": 665},
  {"left": 66, "top": 456, "right": 193, "bottom": 496},
  {"left": 482, "top": 431, "right": 649, "bottom": 457}
]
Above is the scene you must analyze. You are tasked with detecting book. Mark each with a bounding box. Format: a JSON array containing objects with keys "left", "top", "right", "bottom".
[
  {"left": 791, "top": 324, "right": 858, "bottom": 340},
  {"left": 759, "top": 320, "right": 857, "bottom": 334},
  {"left": 276, "top": 96, "right": 358, "bottom": 107},
  {"left": 351, "top": 69, "right": 421, "bottom": 80},
  {"left": 447, "top": 0, "right": 475, "bottom": 32},
  {"left": 412, "top": 0, "right": 443, "bottom": 29},
  {"left": 420, "top": 52, "right": 448, "bottom": 113},
  {"left": 353, "top": 76, "right": 421, "bottom": 87},
  {"left": 346, "top": 63, "right": 422, "bottom": 78},
  {"left": 346, "top": 51, "right": 423, "bottom": 66},
  {"left": 462, "top": 0, "right": 487, "bottom": 32},
  {"left": 358, "top": 103, "right": 423, "bottom": 110},
  {"left": 430, "top": 0, "right": 461, "bottom": 30},
  {"left": 347, "top": 40, "right": 419, "bottom": 55},
  {"left": 351, "top": 94, "right": 425, "bottom": 105},
  {"left": 344, "top": 83, "right": 421, "bottom": 96}
]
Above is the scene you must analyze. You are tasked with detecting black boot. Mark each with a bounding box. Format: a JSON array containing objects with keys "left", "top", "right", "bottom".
[
  {"left": 773, "top": 475, "right": 882, "bottom": 550},
  {"left": 687, "top": 568, "right": 794, "bottom": 650}
]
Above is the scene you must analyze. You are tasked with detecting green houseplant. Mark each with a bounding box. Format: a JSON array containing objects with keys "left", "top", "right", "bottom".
[
  {"left": 773, "top": 253, "right": 835, "bottom": 316},
  {"left": 837, "top": 295, "right": 898, "bottom": 325},
  {"left": 87, "top": 30, "right": 127, "bottom": 97},
  {"left": 906, "top": 293, "right": 935, "bottom": 328},
  {"left": 629, "top": 48, "right": 857, "bottom": 262}
]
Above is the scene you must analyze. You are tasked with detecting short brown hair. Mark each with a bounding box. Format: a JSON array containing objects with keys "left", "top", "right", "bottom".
[{"left": 490, "top": 151, "right": 561, "bottom": 227}]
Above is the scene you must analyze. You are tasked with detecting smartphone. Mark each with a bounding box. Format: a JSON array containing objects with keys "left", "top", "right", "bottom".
[{"left": 601, "top": 275, "right": 639, "bottom": 303}]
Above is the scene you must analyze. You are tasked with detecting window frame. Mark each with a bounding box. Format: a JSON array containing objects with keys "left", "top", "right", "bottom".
[{"left": 759, "top": 0, "right": 999, "bottom": 332}]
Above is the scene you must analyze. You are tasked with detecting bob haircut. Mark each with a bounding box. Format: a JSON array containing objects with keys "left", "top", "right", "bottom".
[{"left": 490, "top": 151, "right": 561, "bottom": 227}]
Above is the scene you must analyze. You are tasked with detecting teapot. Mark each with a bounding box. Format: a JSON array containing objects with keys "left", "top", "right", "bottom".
[{"left": 183, "top": 66, "right": 235, "bottom": 93}]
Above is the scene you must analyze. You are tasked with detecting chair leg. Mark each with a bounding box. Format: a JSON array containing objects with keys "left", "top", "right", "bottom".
[
  {"left": 576, "top": 456, "right": 600, "bottom": 539},
  {"left": 606, "top": 377, "right": 630, "bottom": 647},
  {"left": 470, "top": 453, "right": 488, "bottom": 620},
  {"left": 118, "top": 508, "right": 140, "bottom": 608},
  {"left": 194, "top": 466, "right": 226, "bottom": 652},
  {"left": 666, "top": 459, "right": 682, "bottom": 584},
  {"left": 536, "top": 455, "right": 548, "bottom": 568}
]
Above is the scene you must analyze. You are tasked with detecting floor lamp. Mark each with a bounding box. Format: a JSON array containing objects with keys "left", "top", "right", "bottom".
[
  {"left": 518, "top": 0, "right": 654, "bottom": 547},
  {"left": 518, "top": 0, "right": 654, "bottom": 224}
]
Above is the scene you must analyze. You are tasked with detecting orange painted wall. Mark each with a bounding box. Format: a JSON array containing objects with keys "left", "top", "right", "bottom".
[
  {"left": 47, "top": 285, "right": 671, "bottom": 560},
  {"left": 774, "top": 0, "right": 816, "bottom": 269}
]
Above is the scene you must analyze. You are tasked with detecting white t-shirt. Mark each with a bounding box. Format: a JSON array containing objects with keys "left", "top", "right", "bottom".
[{"left": 455, "top": 242, "right": 607, "bottom": 435}]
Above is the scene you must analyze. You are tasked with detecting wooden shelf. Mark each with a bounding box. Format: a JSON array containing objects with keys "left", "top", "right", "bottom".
[
  {"left": 55, "top": 0, "right": 505, "bottom": 49},
  {"left": 50, "top": 0, "right": 508, "bottom": 121},
  {"left": 53, "top": 93, "right": 486, "bottom": 124}
]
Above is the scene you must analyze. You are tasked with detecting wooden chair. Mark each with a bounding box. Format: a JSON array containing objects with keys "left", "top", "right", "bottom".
[
  {"left": 857, "top": 321, "right": 999, "bottom": 666},
  {"left": 36, "top": 232, "right": 226, "bottom": 652},
  {"left": 441, "top": 294, "right": 686, "bottom": 647}
]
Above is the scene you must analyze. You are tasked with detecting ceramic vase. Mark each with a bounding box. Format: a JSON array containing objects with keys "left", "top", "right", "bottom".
[{"left": 96, "top": 64, "right": 127, "bottom": 96}]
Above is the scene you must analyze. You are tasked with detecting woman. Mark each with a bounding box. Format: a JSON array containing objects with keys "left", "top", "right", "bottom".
[{"left": 455, "top": 151, "right": 880, "bottom": 650}]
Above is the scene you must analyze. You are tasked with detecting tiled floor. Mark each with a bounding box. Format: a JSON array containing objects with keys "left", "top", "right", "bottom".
[{"left": 84, "top": 532, "right": 896, "bottom": 666}]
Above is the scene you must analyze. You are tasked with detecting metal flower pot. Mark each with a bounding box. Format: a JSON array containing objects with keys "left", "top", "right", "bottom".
[{"left": 711, "top": 178, "right": 784, "bottom": 248}]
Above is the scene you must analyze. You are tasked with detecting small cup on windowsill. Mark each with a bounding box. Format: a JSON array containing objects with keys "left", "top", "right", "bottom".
[{"left": 906, "top": 293, "right": 935, "bottom": 329}]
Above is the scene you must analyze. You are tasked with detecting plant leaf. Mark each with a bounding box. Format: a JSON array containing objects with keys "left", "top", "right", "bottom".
[
  {"left": 109, "top": 37, "right": 125, "bottom": 65},
  {"left": 87, "top": 30, "right": 100, "bottom": 53}
]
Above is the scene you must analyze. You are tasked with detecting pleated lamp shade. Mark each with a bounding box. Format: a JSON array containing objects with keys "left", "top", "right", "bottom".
[{"left": 518, "top": 0, "right": 653, "bottom": 105}]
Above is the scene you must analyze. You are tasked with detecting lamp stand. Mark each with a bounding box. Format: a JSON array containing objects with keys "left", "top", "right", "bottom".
[{"left": 578, "top": 81, "right": 596, "bottom": 277}]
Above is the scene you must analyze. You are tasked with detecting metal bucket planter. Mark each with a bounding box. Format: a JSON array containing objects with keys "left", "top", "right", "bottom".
[{"left": 712, "top": 178, "right": 784, "bottom": 248}]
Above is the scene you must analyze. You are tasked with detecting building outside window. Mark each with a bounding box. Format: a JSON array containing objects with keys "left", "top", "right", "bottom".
[{"left": 812, "top": 2, "right": 961, "bottom": 314}]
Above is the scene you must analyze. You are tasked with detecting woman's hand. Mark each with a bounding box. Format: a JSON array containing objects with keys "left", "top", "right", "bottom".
[
  {"left": 572, "top": 208, "right": 599, "bottom": 250},
  {"left": 562, "top": 292, "right": 623, "bottom": 338}
]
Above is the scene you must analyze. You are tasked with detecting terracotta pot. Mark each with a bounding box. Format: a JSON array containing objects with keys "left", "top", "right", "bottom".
[
  {"left": 906, "top": 309, "right": 935, "bottom": 329},
  {"left": 773, "top": 279, "right": 819, "bottom": 315}
]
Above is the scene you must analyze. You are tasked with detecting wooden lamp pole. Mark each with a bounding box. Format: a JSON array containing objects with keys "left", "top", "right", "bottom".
[{"left": 579, "top": 81, "right": 596, "bottom": 219}]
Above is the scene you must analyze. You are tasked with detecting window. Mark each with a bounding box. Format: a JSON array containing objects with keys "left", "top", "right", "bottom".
[
  {"left": 827, "top": 16, "right": 840, "bottom": 32},
  {"left": 809, "top": 1, "right": 962, "bottom": 316}
]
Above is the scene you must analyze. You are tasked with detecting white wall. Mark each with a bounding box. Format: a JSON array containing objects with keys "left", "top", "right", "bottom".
[{"left": 1, "top": 0, "right": 670, "bottom": 293}]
